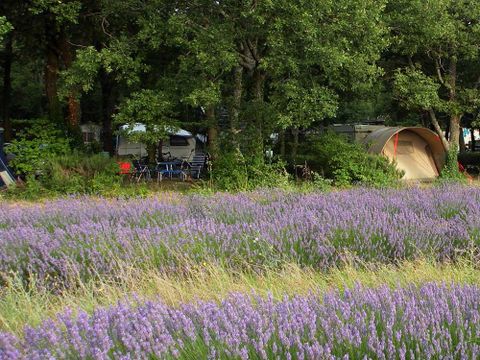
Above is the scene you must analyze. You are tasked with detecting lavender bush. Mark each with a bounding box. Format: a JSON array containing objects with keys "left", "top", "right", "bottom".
[
  {"left": 1, "top": 282, "right": 480, "bottom": 359},
  {"left": 1, "top": 186, "right": 480, "bottom": 287}
]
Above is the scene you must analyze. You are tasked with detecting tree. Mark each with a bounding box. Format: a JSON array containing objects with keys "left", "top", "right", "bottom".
[
  {"left": 59, "top": 0, "right": 150, "bottom": 153},
  {"left": 0, "top": 15, "right": 13, "bottom": 140},
  {"left": 388, "top": 0, "right": 480, "bottom": 151},
  {"left": 266, "top": 0, "right": 388, "bottom": 162},
  {"left": 28, "top": 0, "right": 82, "bottom": 130}
]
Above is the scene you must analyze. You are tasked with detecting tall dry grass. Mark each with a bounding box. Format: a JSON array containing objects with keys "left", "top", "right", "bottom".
[{"left": 1, "top": 258, "right": 479, "bottom": 336}]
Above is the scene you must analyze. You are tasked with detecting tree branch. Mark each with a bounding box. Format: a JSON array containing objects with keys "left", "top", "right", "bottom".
[
  {"left": 246, "top": 38, "right": 260, "bottom": 64},
  {"left": 434, "top": 57, "right": 445, "bottom": 86},
  {"left": 428, "top": 108, "right": 450, "bottom": 150},
  {"left": 448, "top": 57, "right": 457, "bottom": 100}
]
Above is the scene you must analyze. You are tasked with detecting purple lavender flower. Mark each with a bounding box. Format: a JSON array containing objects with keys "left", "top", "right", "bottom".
[
  {"left": 2, "top": 283, "right": 480, "bottom": 359},
  {"left": 2, "top": 186, "right": 480, "bottom": 288}
]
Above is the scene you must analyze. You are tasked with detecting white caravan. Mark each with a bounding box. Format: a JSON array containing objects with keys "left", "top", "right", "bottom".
[{"left": 115, "top": 124, "right": 198, "bottom": 161}]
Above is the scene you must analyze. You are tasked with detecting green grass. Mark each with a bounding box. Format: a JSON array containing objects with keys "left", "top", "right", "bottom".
[{"left": 1, "top": 258, "right": 480, "bottom": 336}]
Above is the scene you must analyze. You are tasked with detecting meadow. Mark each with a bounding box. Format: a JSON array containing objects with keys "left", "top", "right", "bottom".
[{"left": 1, "top": 185, "right": 480, "bottom": 359}]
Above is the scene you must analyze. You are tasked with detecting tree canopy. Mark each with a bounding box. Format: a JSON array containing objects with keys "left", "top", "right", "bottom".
[{"left": 1, "top": 0, "right": 479, "bottom": 166}]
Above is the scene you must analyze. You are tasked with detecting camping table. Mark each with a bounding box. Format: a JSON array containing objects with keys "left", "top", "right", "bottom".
[{"left": 155, "top": 161, "right": 186, "bottom": 182}]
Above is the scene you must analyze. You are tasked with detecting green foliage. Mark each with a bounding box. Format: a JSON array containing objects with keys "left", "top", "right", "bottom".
[
  {"left": 0, "top": 16, "right": 13, "bottom": 41},
  {"left": 211, "top": 150, "right": 248, "bottom": 192},
  {"left": 272, "top": 81, "right": 339, "bottom": 129},
  {"left": 267, "top": 0, "right": 388, "bottom": 129},
  {"left": 300, "top": 132, "right": 403, "bottom": 187},
  {"left": 388, "top": 0, "right": 480, "bottom": 147},
  {"left": 311, "top": 173, "right": 334, "bottom": 192},
  {"left": 59, "top": 47, "right": 103, "bottom": 96},
  {"left": 60, "top": 42, "right": 148, "bottom": 96},
  {"left": 41, "top": 153, "right": 121, "bottom": 195},
  {"left": 5, "top": 119, "right": 71, "bottom": 175},
  {"left": 114, "top": 90, "right": 178, "bottom": 147},
  {"left": 29, "top": 0, "right": 82, "bottom": 24},
  {"left": 394, "top": 68, "right": 442, "bottom": 111},
  {"left": 6, "top": 153, "right": 124, "bottom": 199},
  {"left": 247, "top": 160, "right": 292, "bottom": 190},
  {"left": 212, "top": 150, "right": 290, "bottom": 192},
  {"left": 439, "top": 146, "right": 466, "bottom": 182}
]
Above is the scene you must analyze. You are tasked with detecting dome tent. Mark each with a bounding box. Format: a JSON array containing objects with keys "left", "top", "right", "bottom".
[
  {"left": 362, "top": 127, "right": 446, "bottom": 180},
  {"left": 0, "top": 128, "right": 15, "bottom": 187}
]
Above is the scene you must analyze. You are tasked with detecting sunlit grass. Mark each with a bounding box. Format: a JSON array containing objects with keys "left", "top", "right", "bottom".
[{"left": 1, "top": 257, "right": 479, "bottom": 336}]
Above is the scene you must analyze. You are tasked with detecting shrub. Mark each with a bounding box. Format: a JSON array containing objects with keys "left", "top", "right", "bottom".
[
  {"left": 212, "top": 150, "right": 290, "bottom": 191},
  {"left": 5, "top": 119, "right": 71, "bottom": 176},
  {"left": 6, "top": 153, "right": 122, "bottom": 199},
  {"left": 246, "top": 160, "right": 291, "bottom": 189},
  {"left": 299, "top": 131, "right": 403, "bottom": 187},
  {"left": 438, "top": 146, "right": 467, "bottom": 183},
  {"left": 211, "top": 149, "right": 248, "bottom": 191},
  {"left": 41, "top": 153, "right": 121, "bottom": 195}
]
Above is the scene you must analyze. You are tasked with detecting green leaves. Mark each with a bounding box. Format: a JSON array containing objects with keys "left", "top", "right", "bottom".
[
  {"left": 29, "top": 0, "right": 82, "bottom": 25},
  {"left": 5, "top": 119, "right": 71, "bottom": 175},
  {"left": 114, "top": 90, "right": 178, "bottom": 146},
  {"left": 0, "top": 16, "right": 13, "bottom": 41},
  {"left": 388, "top": 0, "right": 480, "bottom": 149},
  {"left": 393, "top": 68, "right": 442, "bottom": 110},
  {"left": 59, "top": 47, "right": 102, "bottom": 96},
  {"left": 272, "top": 80, "right": 339, "bottom": 129},
  {"left": 266, "top": 0, "right": 388, "bottom": 129}
]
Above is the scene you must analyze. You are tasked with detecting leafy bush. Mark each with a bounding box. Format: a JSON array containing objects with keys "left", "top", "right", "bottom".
[
  {"left": 438, "top": 146, "right": 467, "bottom": 182},
  {"left": 299, "top": 131, "right": 403, "bottom": 187},
  {"left": 246, "top": 160, "right": 291, "bottom": 189},
  {"left": 297, "top": 172, "right": 334, "bottom": 192},
  {"left": 5, "top": 119, "right": 71, "bottom": 176},
  {"left": 41, "top": 153, "right": 121, "bottom": 194},
  {"left": 212, "top": 150, "right": 290, "bottom": 191},
  {"left": 211, "top": 150, "right": 248, "bottom": 191},
  {"left": 6, "top": 153, "right": 122, "bottom": 199}
]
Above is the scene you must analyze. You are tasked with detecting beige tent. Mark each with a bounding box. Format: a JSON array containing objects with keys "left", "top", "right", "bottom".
[{"left": 362, "top": 127, "right": 446, "bottom": 180}]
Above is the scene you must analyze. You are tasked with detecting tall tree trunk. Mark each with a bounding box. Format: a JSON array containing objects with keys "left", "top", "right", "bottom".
[
  {"left": 205, "top": 106, "right": 218, "bottom": 159},
  {"left": 471, "top": 128, "right": 475, "bottom": 151},
  {"left": 449, "top": 115, "right": 461, "bottom": 150},
  {"left": 100, "top": 70, "right": 115, "bottom": 155},
  {"left": 292, "top": 127, "right": 299, "bottom": 166},
  {"left": 1, "top": 32, "right": 13, "bottom": 142},
  {"left": 280, "top": 130, "right": 285, "bottom": 158},
  {"left": 459, "top": 127, "right": 466, "bottom": 152},
  {"left": 448, "top": 58, "right": 461, "bottom": 150},
  {"left": 59, "top": 34, "right": 80, "bottom": 131},
  {"left": 45, "top": 19, "right": 62, "bottom": 124},
  {"left": 230, "top": 65, "right": 243, "bottom": 148},
  {"left": 248, "top": 69, "right": 265, "bottom": 163}
]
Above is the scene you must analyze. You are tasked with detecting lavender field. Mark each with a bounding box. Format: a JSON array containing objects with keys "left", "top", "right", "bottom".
[
  {"left": 1, "top": 186, "right": 480, "bottom": 359},
  {"left": 1, "top": 186, "right": 479, "bottom": 288},
  {"left": 2, "top": 283, "right": 480, "bottom": 359}
]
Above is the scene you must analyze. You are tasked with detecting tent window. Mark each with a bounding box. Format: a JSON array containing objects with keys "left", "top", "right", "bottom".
[
  {"left": 169, "top": 135, "right": 189, "bottom": 146},
  {"left": 397, "top": 141, "right": 414, "bottom": 154}
]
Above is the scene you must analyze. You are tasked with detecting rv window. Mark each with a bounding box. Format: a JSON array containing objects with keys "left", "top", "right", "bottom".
[
  {"left": 83, "top": 132, "right": 96, "bottom": 143},
  {"left": 170, "top": 135, "right": 189, "bottom": 146},
  {"left": 397, "top": 141, "right": 414, "bottom": 154}
]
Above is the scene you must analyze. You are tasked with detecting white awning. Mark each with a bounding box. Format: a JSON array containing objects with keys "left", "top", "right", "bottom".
[{"left": 120, "top": 123, "right": 193, "bottom": 137}]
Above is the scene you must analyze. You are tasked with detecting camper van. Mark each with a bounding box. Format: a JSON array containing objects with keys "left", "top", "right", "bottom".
[{"left": 115, "top": 124, "right": 200, "bottom": 161}]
